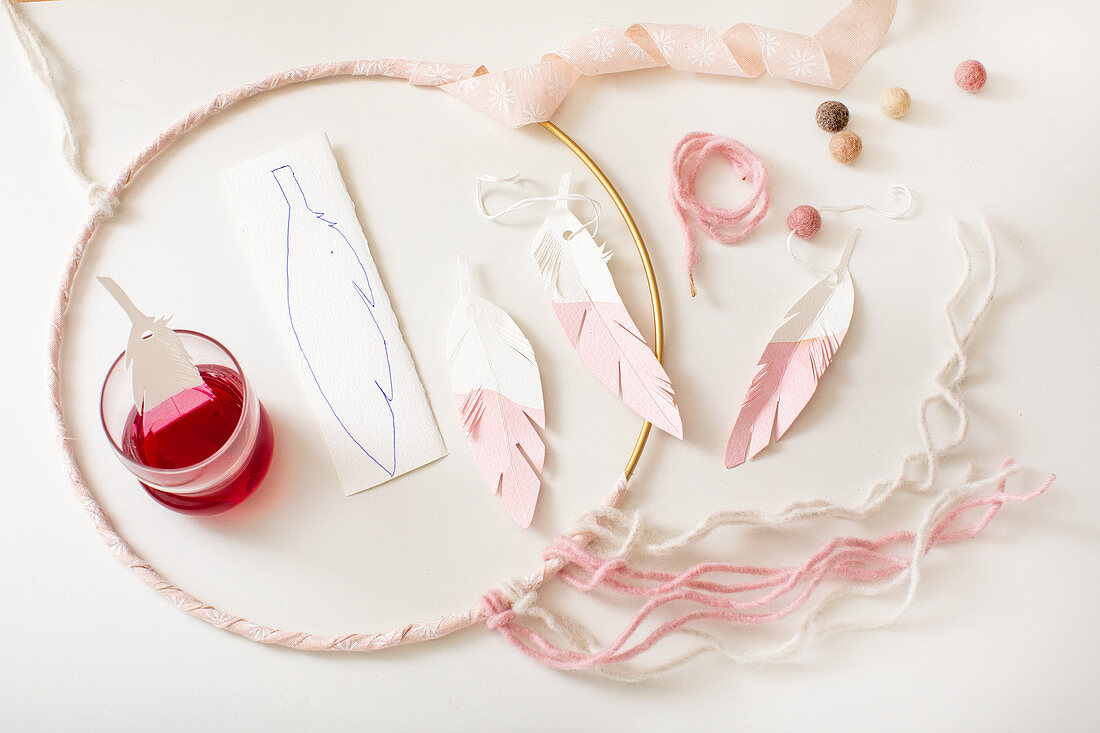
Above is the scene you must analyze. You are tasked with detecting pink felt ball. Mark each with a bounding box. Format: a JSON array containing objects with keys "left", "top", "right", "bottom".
[
  {"left": 954, "top": 59, "right": 987, "bottom": 93},
  {"left": 786, "top": 205, "right": 822, "bottom": 239}
]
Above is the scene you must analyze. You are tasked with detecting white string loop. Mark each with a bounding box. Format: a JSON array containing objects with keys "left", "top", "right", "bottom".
[
  {"left": 476, "top": 173, "right": 602, "bottom": 239},
  {"left": 786, "top": 230, "right": 830, "bottom": 279},
  {"left": 819, "top": 184, "right": 914, "bottom": 219},
  {"left": 786, "top": 185, "right": 914, "bottom": 276}
]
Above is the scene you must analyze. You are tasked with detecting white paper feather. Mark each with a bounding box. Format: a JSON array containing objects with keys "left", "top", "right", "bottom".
[
  {"left": 446, "top": 256, "right": 546, "bottom": 528},
  {"left": 98, "top": 277, "right": 206, "bottom": 414},
  {"left": 725, "top": 231, "right": 857, "bottom": 467},
  {"left": 532, "top": 173, "right": 683, "bottom": 439}
]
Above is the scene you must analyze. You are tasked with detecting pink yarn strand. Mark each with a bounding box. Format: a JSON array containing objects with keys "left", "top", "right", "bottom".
[
  {"left": 668, "top": 132, "right": 769, "bottom": 296},
  {"left": 481, "top": 463, "right": 1054, "bottom": 671}
]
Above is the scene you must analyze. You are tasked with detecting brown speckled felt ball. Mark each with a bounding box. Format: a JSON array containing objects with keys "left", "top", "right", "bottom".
[
  {"left": 829, "top": 130, "right": 862, "bottom": 164},
  {"left": 815, "top": 100, "right": 849, "bottom": 133}
]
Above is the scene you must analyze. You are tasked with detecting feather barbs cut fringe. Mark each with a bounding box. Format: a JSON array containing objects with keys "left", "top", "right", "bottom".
[
  {"left": 553, "top": 300, "right": 681, "bottom": 438},
  {"left": 447, "top": 275, "right": 547, "bottom": 528},
  {"left": 725, "top": 238, "right": 856, "bottom": 467},
  {"left": 534, "top": 173, "right": 684, "bottom": 439},
  {"left": 456, "top": 387, "right": 545, "bottom": 526}
]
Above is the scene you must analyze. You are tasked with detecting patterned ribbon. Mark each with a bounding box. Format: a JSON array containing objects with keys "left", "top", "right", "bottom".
[{"left": 436, "top": 0, "right": 897, "bottom": 126}]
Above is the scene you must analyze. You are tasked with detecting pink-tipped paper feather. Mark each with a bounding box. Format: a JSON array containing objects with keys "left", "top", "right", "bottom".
[
  {"left": 725, "top": 232, "right": 857, "bottom": 468},
  {"left": 447, "top": 258, "right": 546, "bottom": 527},
  {"left": 534, "top": 174, "right": 683, "bottom": 439},
  {"left": 553, "top": 301, "right": 680, "bottom": 438},
  {"left": 456, "top": 388, "right": 545, "bottom": 527}
]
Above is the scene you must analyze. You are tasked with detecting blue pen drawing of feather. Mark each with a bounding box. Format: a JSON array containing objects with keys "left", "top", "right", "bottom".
[
  {"left": 273, "top": 164, "right": 396, "bottom": 477},
  {"left": 225, "top": 133, "right": 446, "bottom": 495}
]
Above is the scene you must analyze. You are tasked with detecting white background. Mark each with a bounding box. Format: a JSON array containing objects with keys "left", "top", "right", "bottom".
[{"left": 2, "top": 0, "right": 1097, "bottom": 730}]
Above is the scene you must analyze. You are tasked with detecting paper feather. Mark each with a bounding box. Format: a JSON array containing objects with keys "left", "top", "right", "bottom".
[
  {"left": 98, "top": 277, "right": 210, "bottom": 426},
  {"left": 725, "top": 232, "right": 857, "bottom": 468},
  {"left": 447, "top": 257, "right": 546, "bottom": 528},
  {"left": 533, "top": 173, "right": 683, "bottom": 439}
]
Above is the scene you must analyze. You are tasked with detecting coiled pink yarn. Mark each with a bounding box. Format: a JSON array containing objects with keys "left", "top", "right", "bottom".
[{"left": 668, "top": 132, "right": 769, "bottom": 296}]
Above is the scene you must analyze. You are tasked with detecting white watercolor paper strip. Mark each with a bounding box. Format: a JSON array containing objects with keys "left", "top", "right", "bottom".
[{"left": 224, "top": 133, "right": 446, "bottom": 495}]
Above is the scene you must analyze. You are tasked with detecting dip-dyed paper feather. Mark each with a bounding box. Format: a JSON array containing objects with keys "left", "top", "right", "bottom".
[
  {"left": 98, "top": 277, "right": 212, "bottom": 431},
  {"left": 447, "top": 257, "right": 546, "bottom": 528},
  {"left": 533, "top": 173, "right": 683, "bottom": 439},
  {"left": 725, "top": 231, "right": 858, "bottom": 468}
]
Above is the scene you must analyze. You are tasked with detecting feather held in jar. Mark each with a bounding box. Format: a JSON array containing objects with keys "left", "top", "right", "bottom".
[
  {"left": 532, "top": 173, "right": 683, "bottom": 439},
  {"left": 447, "top": 256, "right": 546, "bottom": 528},
  {"left": 725, "top": 230, "right": 858, "bottom": 468},
  {"left": 98, "top": 277, "right": 213, "bottom": 433}
]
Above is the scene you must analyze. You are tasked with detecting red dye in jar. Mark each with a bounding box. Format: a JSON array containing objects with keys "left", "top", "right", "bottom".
[{"left": 121, "top": 365, "right": 273, "bottom": 514}]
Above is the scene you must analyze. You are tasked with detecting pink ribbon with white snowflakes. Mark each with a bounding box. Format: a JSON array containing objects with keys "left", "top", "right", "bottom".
[{"left": 434, "top": 0, "right": 897, "bottom": 126}]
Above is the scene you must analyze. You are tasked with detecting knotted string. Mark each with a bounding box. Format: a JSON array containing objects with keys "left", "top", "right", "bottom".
[
  {"left": 2, "top": 0, "right": 118, "bottom": 216},
  {"left": 475, "top": 173, "right": 601, "bottom": 239}
]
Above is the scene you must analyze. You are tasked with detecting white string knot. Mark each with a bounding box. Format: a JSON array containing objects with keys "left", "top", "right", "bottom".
[
  {"left": 88, "top": 183, "right": 120, "bottom": 219},
  {"left": 5, "top": 0, "right": 107, "bottom": 209},
  {"left": 595, "top": 471, "right": 630, "bottom": 509},
  {"left": 510, "top": 590, "right": 538, "bottom": 616},
  {"left": 475, "top": 172, "right": 602, "bottom": 239},
  {"left": 497, "top": 576, "right": 538, "bottom": 616}
]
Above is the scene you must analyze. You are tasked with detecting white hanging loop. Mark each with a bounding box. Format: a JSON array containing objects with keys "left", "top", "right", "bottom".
[
  {"left": 476, "top": 173, "right": 602, "bottom": 239},
  {"left": 3, "top": 0, "right": 118, "bottom": 216},
  {"left": 787, "top": 228, "right": 860, "bottom": 281},
  {"left": 819, "top": 184, "right": 914, "bottom": 219},
  {"left": 786, "top": 230, "right": 832, "bottom": 279},
  {"left": 787, "top": 185, "right": 913, "bottom": 277}
]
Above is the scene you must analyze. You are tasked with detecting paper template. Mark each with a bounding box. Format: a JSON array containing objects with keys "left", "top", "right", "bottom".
[{"left": 224, "top": 134, "right": 446, "bottom": 495}]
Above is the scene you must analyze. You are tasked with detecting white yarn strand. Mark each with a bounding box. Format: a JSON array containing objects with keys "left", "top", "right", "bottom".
[{"left": 2, "top": 0, "right": 115, "bottom": 214}]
